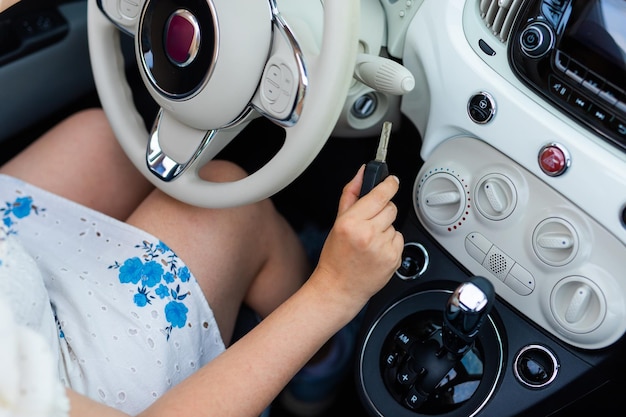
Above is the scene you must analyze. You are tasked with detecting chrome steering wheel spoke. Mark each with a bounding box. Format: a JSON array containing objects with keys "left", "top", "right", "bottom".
[{"left": 146, "top": 109, "right": 246, "bottom": 182}]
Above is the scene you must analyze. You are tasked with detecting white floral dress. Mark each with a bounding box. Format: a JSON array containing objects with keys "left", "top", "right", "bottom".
[{"left": 0, "top": 174, "right": 225, "bottom": 415}]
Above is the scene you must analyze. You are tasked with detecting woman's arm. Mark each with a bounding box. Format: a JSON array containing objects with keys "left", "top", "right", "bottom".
[
  {"left": 138, "top": 168, "right": 403, "bottom": 417},
  {"left": 66, "top": 390, "right": 129, "bottom": 417},
  {"left": 69, "top": 167, "right": 403, "bottom": 417}
]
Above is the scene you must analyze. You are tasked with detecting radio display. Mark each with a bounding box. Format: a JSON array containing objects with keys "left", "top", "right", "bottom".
[
  {"left": 509, "top": 0, "right": 626, "bottom": 150},
  {"left": 558, "top": 0, "right": 626, "bottom": 91}
]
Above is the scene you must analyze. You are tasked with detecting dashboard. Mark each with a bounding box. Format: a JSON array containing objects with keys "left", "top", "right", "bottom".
[
  {"left": 357, "top": 0, "right": 626, "bottom": 416},
  {"left": 398, "top": 0, "right": 626, "bottom": 350}
]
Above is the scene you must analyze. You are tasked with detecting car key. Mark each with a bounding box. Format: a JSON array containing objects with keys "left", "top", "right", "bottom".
[{"left": 359, "top": 121, "right": 392, "bottom": 197}]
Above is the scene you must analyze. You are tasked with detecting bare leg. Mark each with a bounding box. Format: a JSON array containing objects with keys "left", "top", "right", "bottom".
[
  {"left": 1, "top": 108, "right": 310, "bottom": 345},
  {"left": 126, "top": 161, "right": 310, "bottom": 345},
  {"left": 0, "top": 108, "right": 153, "bottom": 220}
]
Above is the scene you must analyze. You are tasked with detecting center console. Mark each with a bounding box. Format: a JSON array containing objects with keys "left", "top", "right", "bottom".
[
  {"left": 355, "top": 0, "right": 626, "bottom": 415},
  {"left": 356, "top": 138, "right": 626, "bottom": 416}
]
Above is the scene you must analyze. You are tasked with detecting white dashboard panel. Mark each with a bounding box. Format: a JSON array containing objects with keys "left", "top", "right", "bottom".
[
  {"left": 398, "top": 0, "right": 626, "bottom": 348},
  {"left": 413, "top": 136, "right": 625, "bottom": 349},
  {"left": 400, "top": 0, "right": 626, "bottom": 246}
]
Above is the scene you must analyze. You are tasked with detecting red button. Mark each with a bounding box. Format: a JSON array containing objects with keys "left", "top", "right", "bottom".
[{"left": 538, "top": 144, "right": 569, "bottom": 176}]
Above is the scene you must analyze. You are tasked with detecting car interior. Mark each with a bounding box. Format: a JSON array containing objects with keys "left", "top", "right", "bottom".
[{"left": 1, "top": 0, "right": 626, "bottom": 416}]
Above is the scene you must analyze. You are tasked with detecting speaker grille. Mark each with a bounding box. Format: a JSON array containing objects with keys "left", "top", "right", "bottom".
[{"left": 488, "top": 252, "right": 508, "bottom": 279}]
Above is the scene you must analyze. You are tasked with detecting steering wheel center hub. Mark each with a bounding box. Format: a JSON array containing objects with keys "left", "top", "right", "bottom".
[
  {"left": 136, "top": 0, "right": 273, "bottom": 130},
  {"left": 164, "top": 10, "right": 201, "bottom": 67},
  {"left": 139, "top": 0, "right": 217, "bottom": 99}
]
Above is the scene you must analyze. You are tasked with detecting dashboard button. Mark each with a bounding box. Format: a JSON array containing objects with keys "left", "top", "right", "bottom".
[
  {"left": 609, "top": 117, "right": 626, "bottom": 140},
  {"left": 538, "top": 143, "right": 570, "bottom": 176},
  {"left": 465, "top": 232, "right": 492, "bottom": 264},
  {"left": 564, "top": 59, "right": 586, "bottom": 84},
  {"left": 474, "top": 174, "right": 517, "bottom": 220},
  {"left": 396, "top": 242, "right": 429, "bottom": 280},
  {"left": 505, "top": 264, "right": 535, "bottom": 295},
  {"left": 467, "top": 92, "right": 496, "bottom": 124},
  {"left": 514, "top": 345, "right": 559, "bottom": 388},
  {"left": 519, "top": 22, "right": 553, "bottom": 58},
  {"left": 588, "top": 103, "right": 610, "bottom": 124},
  {"left": 581, "top": 72, "right": 603, "bottom": 95},
  {"left": 548, "top": 75, "right": 572, "bottom": 102},
  {"left": 119, "top": 0, "right": 140, "bottom": 19},
  {"left": 532, "top": 217, "right": 578, "bottom": 266},
  {"left": 570, "top": 91, "right": 591, "bottom": 112},
  {"left": 600, "top": 81, "right": 623, "bottom": 108}
]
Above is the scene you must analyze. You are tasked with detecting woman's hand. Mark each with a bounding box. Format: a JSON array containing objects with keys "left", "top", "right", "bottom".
[{"left": 312, "top": 165, "right": 404, "bottom": 313}]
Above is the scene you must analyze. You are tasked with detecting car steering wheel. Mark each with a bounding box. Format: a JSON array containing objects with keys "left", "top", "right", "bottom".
[{"left": 87, "top": 0, "right": 359, "bottom": 208}]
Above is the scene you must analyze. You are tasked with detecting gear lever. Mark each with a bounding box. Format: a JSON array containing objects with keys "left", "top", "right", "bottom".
[
  {"left": 379, "top": 277, "right": 498, "bottom": 411},
  {"left": 442, "top": 276, "right": 495, "bottom": 357}
]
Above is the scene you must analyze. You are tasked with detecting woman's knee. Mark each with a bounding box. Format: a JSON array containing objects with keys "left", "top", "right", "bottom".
[
  {"left": 67, "top": 107, "right": 108, "bottom": 124},
  {"left": 199, "top": 160, "right": 249, "bottom": 183},
  {"left": 60, "top": 108, "right": 113, "bottom": 139}
]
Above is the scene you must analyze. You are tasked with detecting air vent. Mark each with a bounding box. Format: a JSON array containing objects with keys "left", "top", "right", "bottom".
[{"left": 479, "top": 0, "right": 525, "bottom": 43}]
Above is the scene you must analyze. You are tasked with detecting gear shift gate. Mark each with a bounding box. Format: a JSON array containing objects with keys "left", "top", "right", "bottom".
[
  {"left": 382, "top": 312, "right": 485, "bottom": 413},
  {"left": 380, "top": 277, "right": 496, "bottom": 414}
]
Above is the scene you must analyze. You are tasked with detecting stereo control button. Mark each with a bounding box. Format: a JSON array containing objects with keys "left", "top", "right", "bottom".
[
  {"left": 564, "top": 59, "right": 587, "bottom": 84},
  {"left": 609, "top": 117, "right": 626, "bottom": 139},
  {"left": 548, "top": 75, "right": 572, "bottom": 101},
  {"left": 520, "top": 22, "right": 553, "bottom": 58}
]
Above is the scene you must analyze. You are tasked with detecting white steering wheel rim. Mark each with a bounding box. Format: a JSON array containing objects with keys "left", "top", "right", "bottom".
[{"left": 87, "top": 0, "right": 359, "bottom": 208}]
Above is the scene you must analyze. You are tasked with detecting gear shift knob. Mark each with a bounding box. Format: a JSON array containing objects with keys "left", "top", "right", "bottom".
[{"left": 443, "top": 276, "right": 495, "bottom": 356}]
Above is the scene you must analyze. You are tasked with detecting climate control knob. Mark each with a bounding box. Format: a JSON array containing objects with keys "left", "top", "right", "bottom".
[{"left": 415, "top": 171, "right": 468, "bottom": 230}]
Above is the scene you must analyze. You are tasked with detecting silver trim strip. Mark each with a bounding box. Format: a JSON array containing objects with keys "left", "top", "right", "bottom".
[{"left": 146, "top": 109, "right": 215, "bottom": 181}]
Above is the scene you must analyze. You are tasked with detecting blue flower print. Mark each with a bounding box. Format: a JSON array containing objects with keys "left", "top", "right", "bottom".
[
  {"left": 165, "top": 301, "right": 188, "bottom": 328},
  {"left": 11, "top": 197, "right": 33, "bottom": 218},
  {"left": 118, "top": 257, "right": 144, "bottom": 284},
  {"left": 163, "top": 271, "right": 175, "bottom": 283},
  {"left": 157, "top": 241, "right": 170, "bottom": 253},
  {"left": 119, "top": 257, "right": 163, "bottom": 287},
  {"left": 178, "top": 266, "right": 190, "bottom": 282},
  {"left": 156, "top": 284, "right": 170, "bottom": 299},
  {"left": 141, "top": 261, "right": 163, "bottom": 287},
  {"left": 2, "top": 216, "right": 12, "bottom": 229},
  {"left": 134, "top": 289, "right": 151, "bottom": 307},
  {"left": 109, "top": 240, "right": 194, "bottom": 340},
  {"left": 1, "top": 195, "right": 45, "bottom": 235}
]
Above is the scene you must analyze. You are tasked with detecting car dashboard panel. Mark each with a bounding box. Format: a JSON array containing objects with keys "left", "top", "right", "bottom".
[
  {"left": 399, "top": 0, "right": 626, "bottom": 349},
  {"left": 510, "top": 0, "right": 626, "bottom": 152},
  {"left": 357, "top": 0, "right": 626, "bottom": 416}
]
